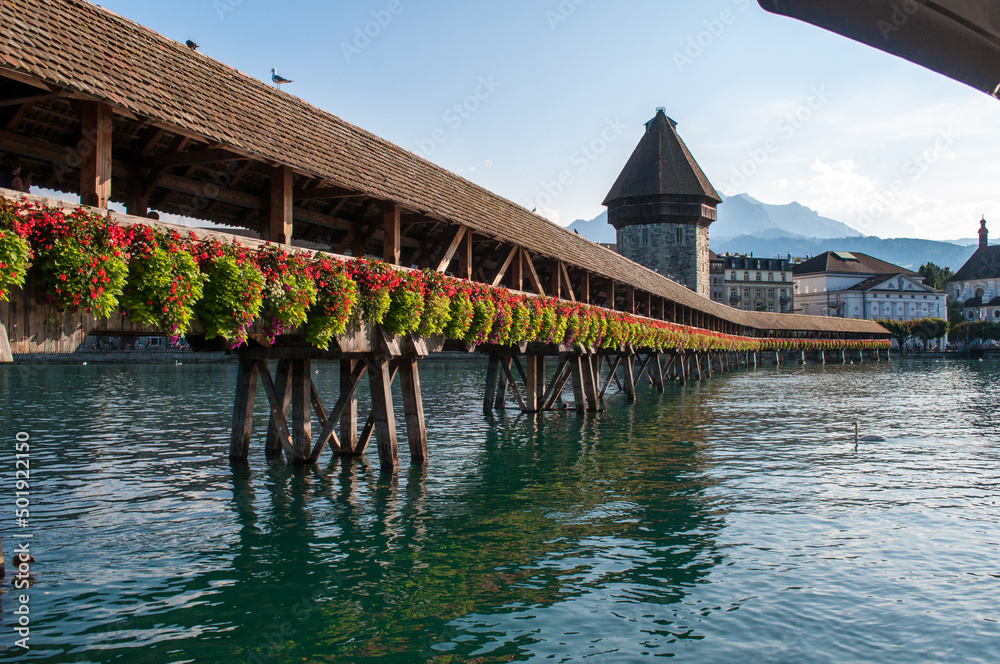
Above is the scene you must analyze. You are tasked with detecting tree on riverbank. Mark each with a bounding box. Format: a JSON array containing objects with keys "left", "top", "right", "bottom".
[{"left": 875, "top": 317, "right": 949, "bottom": 349}]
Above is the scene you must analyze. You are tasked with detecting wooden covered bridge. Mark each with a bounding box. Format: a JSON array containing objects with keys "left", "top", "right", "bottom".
[{"left": 0, "top": 0, "right": 888, "bottom": 470}]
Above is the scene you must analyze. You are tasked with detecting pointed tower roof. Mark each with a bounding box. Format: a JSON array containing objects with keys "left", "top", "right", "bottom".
[{"left": 603, "top": 110, "right": 721, "bottom": 206}]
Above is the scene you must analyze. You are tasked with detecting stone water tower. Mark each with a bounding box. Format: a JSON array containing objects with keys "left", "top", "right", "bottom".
[{"left": 603, "top": 109, "right": 721, "bottom": 298}]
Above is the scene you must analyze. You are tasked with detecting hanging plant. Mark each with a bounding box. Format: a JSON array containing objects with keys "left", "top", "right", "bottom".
[
  {"left": 257, "top": 244, "right": 317, "bottom": 344},
  {"left": 305, "top": 256, "right": 358, "bottom": 349},
  {"left": 464, "top": 287, "right": 497, "bottom": 346},
  {"left": 22, "top": 204, "right": 128, "bottom": 318},
  {"left": 0, "top": 201, "right": 31, "bottom": 302},
  {"left": 442, "top": 284, "right": 474, "bottom": 340},
  {"left": 383, "top": 270, "right": 426, "bottom": 336},
  {"left": 417, "top": 269, "right": 456, "bottom": 338},
  {"left": 195, "top": 239, "right": 264, "bottom": 348},
  {"left": 121, "top": 225, "right": 206, "bottom": 338},
  {"left": 350, "top": 258, "right": 402, "bottom": 324}
]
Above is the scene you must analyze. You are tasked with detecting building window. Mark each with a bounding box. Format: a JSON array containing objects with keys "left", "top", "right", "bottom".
[
  {"left": 756, "top": 272, "right": 761, "bottom": 281},
  {"left": 676, "top": 227, "right": 684, "bottom": 244},
  {"left": 731, "top": 272, "right": 737, "bottom": 280},
  {"left": 744, "top": 288, "right": 750, "bottom": 299},
  {"left": 756, "top": 289, "right": 762, "bottom": 298},
  {"left": 781, "top": 273, "right": 787, "bottom": 282},
  {"left": 768, "top": 273, "right": 774, "bottom": 282},
  {"left": 641, "top": 226, "right": 650, "bottom": 248},
  {"left": 744, "top": 272, "right": 749, "bottom": 281}
]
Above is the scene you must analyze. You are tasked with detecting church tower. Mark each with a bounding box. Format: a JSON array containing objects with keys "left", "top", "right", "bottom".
[{"left": 603, "top": 109, "right": 721, "bottom": 298}]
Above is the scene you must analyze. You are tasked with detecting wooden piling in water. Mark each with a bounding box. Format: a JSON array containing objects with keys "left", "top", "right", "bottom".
[{"left": 229, "top": 356, "right": 259, "bottom": 461}]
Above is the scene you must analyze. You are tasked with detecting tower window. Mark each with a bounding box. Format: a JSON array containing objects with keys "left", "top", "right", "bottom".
[
  {"left": 676, "top": 227, "right": 684, "bottom": 244},
  {"left": 641, "top": 226, "right": 650, "bottom": 248}
]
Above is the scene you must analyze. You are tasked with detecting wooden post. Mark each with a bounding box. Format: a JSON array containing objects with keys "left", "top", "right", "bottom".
[
  {"left": 382, "top": 202, "right": 400, "bottom": 265},
  {"left": 290, "top": 359, "right": 312, "bottom": 464},
  {"left": 0, "top": 318, "right": 12, "bottom": 364},
  {"left": 494, "top": 356, "right": 512, "bottom": 410},
  {"left": 267, "top": 165, "right": 293, "bottom": 244},
  {"left": 679, "top": 352, "right": 687, "bottom": 385},
  {"left": 229, "top": 356, "right": 259, "bottom": 460},
  {"left": 399, "top": 358, "right": 428, "bottom": 465},
  {"left": 125, "top": 172, "right": 148, "bottom": 218},
  {"left": 570, "top": 356, "right": 586, "bottom": 413},
  {"left": 580, "top": 354, "right": 599, "bottom": 412},
  {"left": 581, "top": 271, "right": 591, "bottom": 304},
  {"left": 80, "top": 101, "right": 113, "bottom": 208},
  {"left": 525, "top": 355, "right": 544, "bottom": 413},
  {"left": 340, "top": 360, "right": 358, "bottom": 453},
  {"left": 458, "top": 229, "right": 473, "bottom": 280},
  {"left": 366, "top": 357, "right": 399, "bottom": 471},
  {"left": 552, "top": 261, "right": 562, "bottom": 299},
  {"left": 622, "top": 351, "right": 636, "bottom": 402},
  {"left": 265, "top": 359, "right": 292, "bottom": 458},
  {"left": 483, "top": 354, "right": 499, "bottom": 414},
  {"left": 607, "top": 280, "right": 615, "bottom": 310}
]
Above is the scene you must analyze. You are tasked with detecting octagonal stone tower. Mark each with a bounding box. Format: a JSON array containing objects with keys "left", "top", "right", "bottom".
[{"left": 603, "top": 109, "right": 721, "bottom": 298}]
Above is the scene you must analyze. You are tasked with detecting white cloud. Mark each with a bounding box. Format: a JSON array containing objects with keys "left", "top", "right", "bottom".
[{"left": 770, "top": 178, "right": 788, "bottom": 192}]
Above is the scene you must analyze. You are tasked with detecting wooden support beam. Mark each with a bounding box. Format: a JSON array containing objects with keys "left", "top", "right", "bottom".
[
  {"left": 599, "top": 355, "right": 622, "bottom": 400},
  {"left": 494, "top": 356, "right": 511, "bottom": 410},
  {"left": 544, "top": 357, "right": 574, "bottom": 410},
  {"left": 311, "top": 359, "right": 367, "bottom": 461},
  {"left": 148, "top": 148, "right": 244, "bottom": 168},
  {"left": 560, "top": 261, "right": 576, "bottom": 302},
  {"left": 267, "top": 165, "right": 293, "bottom": 244},
  {"left": 125, "top": 171, "right": 148, "bottom": 218},
  {"left": 290, "top": 359, "right": 312, "bottom": 464},
  {"left": 580, "top": 271, "right": 590, "bottom": 305},
  {"left": 622, "top": 351, "right": 636, "bottom": 402},
  {"left": 265, "top": 359, "right": 292, "bottom": 458},
  {"left": 484, "top": 355, "right": 500, "bottom": 414},
  {"left": 491, "top": 244, "right": 519, "bottom": 288},
  {"left": 498, "top": 358, "right": 528, "bottom": 411},
  {"left": 625, "top": 287, "right": 635, "bottom": 314},
  {"left": 525, "top": 355, "right": 545, "bottom": 413},
  {"left": 580, "top": 355, "right": 599, "bottom": 412},
  {"left": 551, "top": 260, "right": 562, "bottom": 299},
  {"left": 570, "top": 356, "right": 586, "bottom": 413},
  {"left": 511, "top": 246, "right": 524, "bottom": 291},
  {"left": 254, "top": 359, "right": 295, "bottom": 459},
  {"left": 399, "top": 358, "right": 428, "bottom": 465},
  {"left": 0, "top": 92, "right": 64, "bottom": 108},
  {"left": 79, "top": 100, "right": 113, "bottom": 208},
  {"left": 366, "top": 356, "right": 399, "bottom": 471},
  {"left": 522, "top": 249, "right": 546, "bottom": 296},
  {"left": 341, "top": 360, "right": 359, "bottom": 453},
  {"left": 435, "top": 226, "right": 467, "bottom": 273},
  {"left": 458, "top": 228, "right": 473, "bottom": 280},
  {"left": 382, "top": 202, "right": 401, "bottom": 265},
  {"left": 309, "top": 379, "right": 338, "bottom": 454},
  {"left": 607, "top": 280, "right": 616, "bottom": 310},
  {"left": 229, "top": 356, "right": 259, "bottom": 460},
  {"left": 4, "top": 102, "right": 34, "bottom": 131}
]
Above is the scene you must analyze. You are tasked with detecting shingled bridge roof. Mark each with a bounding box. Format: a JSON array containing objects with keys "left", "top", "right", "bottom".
[{"left": 0, "top": 0, "right": 886, "bottom": 338}]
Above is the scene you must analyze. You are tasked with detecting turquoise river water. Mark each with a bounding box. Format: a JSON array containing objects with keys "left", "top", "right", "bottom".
[{"left": 0, "top": 358, "right": 998, "bottom": 663}]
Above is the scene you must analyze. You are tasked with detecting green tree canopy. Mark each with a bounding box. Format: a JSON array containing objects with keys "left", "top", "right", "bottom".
[{"left": 918, "top": 262, "right": 954, "bottom": 292}]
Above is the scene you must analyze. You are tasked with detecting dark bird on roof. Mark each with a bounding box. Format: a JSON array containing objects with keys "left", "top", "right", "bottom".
[
  {"left": 574, "top": 229, "right": 579, "bottom": 234},
  {"left": 271, "top": 68, "right": 293, "bottom": 89},
  {"left": 185, "top": 39, "right": 199, "bottom": 50}
]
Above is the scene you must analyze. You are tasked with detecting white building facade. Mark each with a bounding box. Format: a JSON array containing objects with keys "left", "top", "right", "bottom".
[
  {"left": 946, "top": 218, "right": 1000, "bottom": 322},
  {"left": 793, "top": 251, "right": 946, "bottom": 321}
]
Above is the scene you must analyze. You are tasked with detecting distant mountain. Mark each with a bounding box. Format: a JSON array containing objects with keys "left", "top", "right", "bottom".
[
  {"left": 712, "top": 235, "right": 976, "bottom": 272},
  {"left": 713, "top": 193, "right": 863, "bottom": 240},
  {"left": 566, "top": 198, "right": 974, "bottom": 273},
  {"left": 568, "top": 193, "right": 862, "bottom": 243},
  {"left": 567, "top": 211, "right": 615, "bottom": 244}
]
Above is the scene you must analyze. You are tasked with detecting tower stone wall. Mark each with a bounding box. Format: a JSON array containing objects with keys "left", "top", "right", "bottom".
[{"left": 617, "top": 224, "right": 710, "bottom": 297}]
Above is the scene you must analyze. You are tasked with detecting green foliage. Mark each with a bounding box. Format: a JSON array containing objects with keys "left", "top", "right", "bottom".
[
  {"left": 305, "top": 257, "right": 357, "bottom": 349},
  {"left": 911, "top": 317, "right": 949, "bottom": 341},
  {"left": 874, "top": 318, "right": 913, "bottom": 346},
  {"left": 918, "top": 262, "right": 953, "bottom": 292},
  {"left": 121, "top": 234, "right": 206, "bottom": 337},
  {"left": 948, "top": 298, "right": 965, "bottom": 327},
  {"left": 257, "top": 245, "right": 317, "bottom": 344},
  {"left": 383, "top": 272, "right": 425, "bottom": 336},
  {"left": 442, "top": 289, "right": 473, "bottom": 339},
  {"left": 464, "top": 298, "right": 496, "bottom": 345},
  {"left": 0, "top": 225, "right": 30, "bottom": 302},
  {"left": 197, "top": 252, "right": 264, "bottom": 348}
]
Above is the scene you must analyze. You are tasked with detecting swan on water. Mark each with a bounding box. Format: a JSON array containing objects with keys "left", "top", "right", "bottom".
[{"left": 854, "top": 422, "right": 885, "bottom": 444}]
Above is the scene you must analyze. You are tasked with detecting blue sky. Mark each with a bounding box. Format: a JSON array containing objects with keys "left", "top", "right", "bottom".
[{"left": 97, "top": 0, "right": 1000, "bottom": 241}]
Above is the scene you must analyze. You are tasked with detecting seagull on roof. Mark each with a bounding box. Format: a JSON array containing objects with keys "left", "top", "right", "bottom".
[
  {"left": 271, "top": 68, "right": 293, "bottom": 89},
  {"left": 185, "top": 39, "right": 199, "bottom": 50}
]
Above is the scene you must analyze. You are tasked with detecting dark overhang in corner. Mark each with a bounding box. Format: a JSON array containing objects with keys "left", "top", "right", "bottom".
[{"left": 757, "top": 0, "right": 1000, "bottom": 99}]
